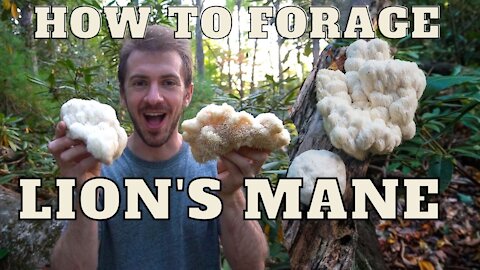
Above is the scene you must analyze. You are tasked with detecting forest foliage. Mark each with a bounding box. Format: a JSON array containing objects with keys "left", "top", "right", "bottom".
[{"left": 0, "top": 0, "right": 479, "bottom": 268}]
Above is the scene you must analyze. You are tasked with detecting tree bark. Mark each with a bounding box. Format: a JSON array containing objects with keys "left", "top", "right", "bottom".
[
  {"left": 273, "top": 0, "right": 284, "bottom": 85},
  {"left": 0, "top": 186, "right": 62, "bottom": 270},
  {"left": 236, "top": 0, "right": 244, "bottom": 100},
  {"left": 283, "top": 0, "right": 396, "bottom": 266},
  {"left": 281, "top": 46, "right": 386, "bottom": 269},
  {"left": 311, "top": 0, "right": 321, "bottom": 66},
  {"left": 227, "top": 36, "right": 233, "bottom": 91},
  {"left": 194, "top": 0, "right": 205, "bottom": 80},
  {"left": 250, "top": 38, "right": 258, "bottom": 93},
  {"left": 19, "top": 4, "right": 38, "bottom": 76}
]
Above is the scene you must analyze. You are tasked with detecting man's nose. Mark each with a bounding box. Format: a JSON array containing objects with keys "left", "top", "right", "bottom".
[{"left": 145, "top": 83, "right": 164, "bottom": 105}]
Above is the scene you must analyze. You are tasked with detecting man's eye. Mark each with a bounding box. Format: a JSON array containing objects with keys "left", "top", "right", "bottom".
[
  {"left": 163, "top": 80, "right": 178, "bottom": 87},
  {"left": 132, "top": 80, "right": 148, "bottom": 87}
]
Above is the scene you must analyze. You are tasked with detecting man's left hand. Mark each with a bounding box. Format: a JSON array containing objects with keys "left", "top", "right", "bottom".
[{"left": 217, "top": 147, "right": 269, "bottom": 197}]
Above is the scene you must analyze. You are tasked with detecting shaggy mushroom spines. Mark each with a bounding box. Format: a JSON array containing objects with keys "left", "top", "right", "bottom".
[
  {"left": 315, "top": 39, "right": 426, "bottom": 160},
  {"left": 287, "top": 150, "right": 347, "bottom": 205},
  {"left": 61, "top": 98, "right": 128, "bottom": 165},
  {"left": 181, "top": 103, "right": 290, "bottom": 163}
]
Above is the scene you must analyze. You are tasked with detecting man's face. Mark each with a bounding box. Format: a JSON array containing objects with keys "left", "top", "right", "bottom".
[{"left": 121, "top": 50, "right": 192, "bottom": 148}]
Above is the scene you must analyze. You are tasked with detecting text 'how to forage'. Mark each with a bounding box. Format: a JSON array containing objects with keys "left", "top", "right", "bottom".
[
  {"left": 34, "top": 6, "right": 440, "bottom": 40},
  {"left": 19, "top": 178, "right": 439, "bottom": 220}
]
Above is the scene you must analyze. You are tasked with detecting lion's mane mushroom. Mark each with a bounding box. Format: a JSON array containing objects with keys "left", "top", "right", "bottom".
[
  {"left": 61, "top": 98, "right": 128, "bottom": 165},
  {"left": 315, "top": 39, "right": 426, "bottom": 160},
  {"left": 181, "top": 103, "right": 290, "bottom": 163},
  {"left": 287, "top": 150, "right": 347, "bottom": 205}
]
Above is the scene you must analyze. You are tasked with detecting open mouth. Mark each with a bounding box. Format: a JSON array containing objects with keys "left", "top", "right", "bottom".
[{"left": 144, "top": 112, "right": 166, "bottom": 128}]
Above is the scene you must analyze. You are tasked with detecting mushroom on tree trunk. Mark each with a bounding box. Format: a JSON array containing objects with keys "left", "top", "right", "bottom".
[{"left": 282, "top": 45, "right": 387, "bottom": 269}]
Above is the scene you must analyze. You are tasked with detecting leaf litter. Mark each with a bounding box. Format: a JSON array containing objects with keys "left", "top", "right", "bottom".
[{"left": 376, "top": 171, "right": 480, "bottom": 269}]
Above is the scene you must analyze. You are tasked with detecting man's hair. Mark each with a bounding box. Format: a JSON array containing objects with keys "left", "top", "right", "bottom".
[{"left": 118, "top": 25, "right": 193, "bottom": 91}]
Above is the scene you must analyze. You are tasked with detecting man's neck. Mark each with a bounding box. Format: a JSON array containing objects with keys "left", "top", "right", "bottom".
[{"left": 127, "top": 132, "right": 183, "bottom": 162}]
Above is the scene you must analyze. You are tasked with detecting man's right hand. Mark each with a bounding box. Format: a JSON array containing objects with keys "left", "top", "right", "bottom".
[
  {"left": 48, "top": 121, "right": 101, "bottom": 188},
  {"left": 48, "top": 121, "right": 101, "bottom": 270}
]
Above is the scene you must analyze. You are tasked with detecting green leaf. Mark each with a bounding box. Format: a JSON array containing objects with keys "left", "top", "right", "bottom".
[
  {"left": 221, "top": 259, "right": 232, "bottom": 270},
  {"left": 7, "top": 140, "right": 19, "bottom": 152},
  {"left": 85, "top": 73, "right": 92, "bottom": 85},
  {"left": 457, "top": 193, "right": 474, "bottom": 205},
  {"left": 227, "top": 93, "right": 240, "bottom": 100},
  {"left": 427, "top": 157, "right": 453, "bottom": 192},
  {"left": 404, "top": 51, "right": 419, "bottom": 60},
  {"left": 262, "top": 161, "right": 281, "bottom": 171},
  {"left": 0, "top": 248, "right": 9, "bottom": 260},
  {"left": 402, "top": 166, "right": 411, "bottom": 175},
  {"left": 303, "top": 40, "right": 312, "bottom": 56},
  {"left": 452, "top": 65, "right": 462, "bottom": 75},
  {"left": 264, "top": 74, "right": 275, "bottom": 84},
  {"left": 450, "top": 147, "right": 480, "bottom": 159},
  {"left": 65, "top": 59, "right": 76, "bottom": 71},
  {"left": 424, "top": 122, "right": 442, "bottom": 133},
  {"left": 0, "top": 174, "right": 16, "bottom": 185},
  {"left": 47, "top": 72, "right": 56, "bottom": 86},
  {"left": 27, "top": 76, "right": 50, "bottom": 89},
  {"left": 422, "top": 101, "right": 480, "bottom": 145},
  {"left": 424, "top": 76, "right": 480, "bottom": 97},
  {"left": 387, "top": 162, "right": 401, "bottom": 172},
  {"left": 262, "top": 170, "right": 287, "bottom": 175},
  {"left": 281, "top": 50, "right": 292, "bottom": 64}
]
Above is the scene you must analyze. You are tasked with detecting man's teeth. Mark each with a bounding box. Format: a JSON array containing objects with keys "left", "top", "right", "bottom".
[{"left": 144, "top": 112, "right": 165, "bottom": 126}]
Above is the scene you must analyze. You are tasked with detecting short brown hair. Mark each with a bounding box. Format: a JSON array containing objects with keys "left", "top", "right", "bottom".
[{"left": 118, "top": 25, "right": 193, "bottom": 91}]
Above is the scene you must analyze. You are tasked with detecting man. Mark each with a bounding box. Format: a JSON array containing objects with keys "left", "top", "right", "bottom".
[{"left": 48, "top": 25, "right": 269, "bottom": 269}]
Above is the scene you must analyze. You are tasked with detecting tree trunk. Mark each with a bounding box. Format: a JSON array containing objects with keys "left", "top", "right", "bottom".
[
  {"left": 19, "top": 4, "right": 38, "bottom": 76},
  {"left": 195, "top": 0, "right": 205, "bottom": 80},
  {"left": 0, "top": 186, "right": 62, "bottom": 270},
  {"left": 227, "top": 36, "right": 233, "bottom": 92},
  {"left": 250, "top": 38, "right": 258, "bottom": 93},
  {"left": 311, "top": 0, "right": 321, "bottom": 66},
  {"left": 283, "top": 0, "right": 395, "bottom": 266},
  {"left": 312, "top": 39, "right": 320, "bottom": 69},
  {"left": 236, "top": 0, "right": 244, "bottom": 100},
  {"left": 281, "top": 46, "right": 386, "bottom": 269},
  {"left": 272, "top": 0, "right": 284, "bottom": 86}
]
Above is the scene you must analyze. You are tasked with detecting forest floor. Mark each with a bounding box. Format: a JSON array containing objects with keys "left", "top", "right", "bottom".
[{"left": 375, "top": 166, "right": 480, "bottom": 270}]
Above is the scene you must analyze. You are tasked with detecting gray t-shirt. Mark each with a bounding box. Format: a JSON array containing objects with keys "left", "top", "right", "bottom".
[{"left": 97, "top": 142, "right": 220, "bottom": 269}]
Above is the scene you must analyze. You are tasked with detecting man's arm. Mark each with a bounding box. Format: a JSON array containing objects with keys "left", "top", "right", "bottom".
[
  {"left": 217, "top": 149, "right": 269, "bottom": 269},
  {"left": 48, "top": 121, "right": 101, "bottom": 269},
  {"left": 50, "top": 199, "right": 99, "bottom": 269},
  {"left": 219, "top": 190, "right": 268, "bottom": 269}
]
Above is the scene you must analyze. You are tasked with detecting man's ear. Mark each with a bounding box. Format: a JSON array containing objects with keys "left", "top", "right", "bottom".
[{"left": 184, "top": 83, "right": 194, "bottom": 107}]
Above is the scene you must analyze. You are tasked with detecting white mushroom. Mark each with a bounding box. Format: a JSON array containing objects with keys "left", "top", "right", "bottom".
[
  {"left": 287, "top": 150, "right": 347, "bottom": 205},
  {"left": 61, "top": 98, "right": 128, "bottom": 165},
  {"left": 181, "top": 103, "right": 291, "bottom": 163},
  {"left": 315, "top": 39, "right": 426, "bottom": 160}
]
